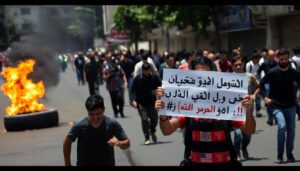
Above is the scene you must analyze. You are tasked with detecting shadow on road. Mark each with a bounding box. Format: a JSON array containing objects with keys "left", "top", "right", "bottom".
[
  {"left": 124, "top": 149, "right": 137, "bottom": 166},
  {"left": 274, "top": 160, "right": 300, "bottom": 164},
  {"left": 241, "top": 156, "right": 269, "bottom": 162},
  {"left": 142, "top": 141, "right": 173, "bottom": 146},
  {"left": 254, "top": 129, "right": 264, "bottom": 134}
]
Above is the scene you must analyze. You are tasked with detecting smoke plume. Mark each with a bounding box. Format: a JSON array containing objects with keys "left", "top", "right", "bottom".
[{"left": 7, "top": 34, "right": 60, "bottom": 88}]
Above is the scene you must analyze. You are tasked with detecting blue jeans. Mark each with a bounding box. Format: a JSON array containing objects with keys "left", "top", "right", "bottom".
[
  {"left": 127, "top": 76, "right": 133, "bottom": 103},
  {"left": 270, "top": 106, "right": 296, "bottom": 155},
  {"left": 234, "top": 128, "right": 251, "bottom": 156},
  {"left": 264, "top": 83, "right": 274, "bottom": 122}
]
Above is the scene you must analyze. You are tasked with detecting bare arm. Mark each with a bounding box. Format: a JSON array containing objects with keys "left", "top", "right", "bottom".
[
  {"left": 155, "top": 87, "right": 182, "bottom": 135},
  {"left": 63, "top": 137, "right": 72, "bottom": 166},
  {"left": 107, "top": 136, "right": 130, "bottom": 150},
  {"left": 240, "top": 95, "right": 256, "bottom": 135}
]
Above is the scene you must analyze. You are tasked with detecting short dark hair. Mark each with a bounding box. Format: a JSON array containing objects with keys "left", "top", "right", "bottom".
[
  {"left": 85, "top": 95, "right": 105, "bottom": 111},
  {"left": 293, "top": 45, "right": 300, "bottom": 54},
  {"left": 277, "top": 48, "right": 289, "bottom": 57},
  {"left": 166, "top": 52, "right": 175, "bottom": 59},
  {"left": 232, "top": 55, "right": 244, "bottom": 64},
  {"left": 261, "top": 48, "right": 268, "bottom": 53},
  {"left": 252, "top": 53, "right": 261, "bottom": 60},
  {"left": 142, "top": 62, "right": 151, "bottom": 70},
  {"left": 123, "top": 51, "right": 131, "bottom": 58},
  {"left": 190, "top": 57, "right": 214, "bottom": 71},
  {"left": 219, "top": 49, "right": 228, "bottom": 54}
]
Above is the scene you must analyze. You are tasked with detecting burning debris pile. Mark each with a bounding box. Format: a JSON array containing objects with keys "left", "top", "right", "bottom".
[{"left": 1, "top": 59, "right": 59, "bottom": 132}]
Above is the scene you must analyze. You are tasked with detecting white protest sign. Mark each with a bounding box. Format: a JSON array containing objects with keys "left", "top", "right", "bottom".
[{"left": 160, "top": 68, "right": 248, "bottom": 121}]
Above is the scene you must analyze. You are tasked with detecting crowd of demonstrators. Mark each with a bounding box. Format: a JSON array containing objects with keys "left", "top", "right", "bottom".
[{"left": 58, "top": 44, "right": 300, "bottom": 166}]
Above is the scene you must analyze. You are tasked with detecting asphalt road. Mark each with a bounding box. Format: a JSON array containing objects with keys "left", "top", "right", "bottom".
[{"left": 0, "top": 65, "right": 300, "bottom": 166}]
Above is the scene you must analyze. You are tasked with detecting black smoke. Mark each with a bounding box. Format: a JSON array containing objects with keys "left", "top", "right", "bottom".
[{"left": 7, "top": 34, "right": 60, "bottom": 88}]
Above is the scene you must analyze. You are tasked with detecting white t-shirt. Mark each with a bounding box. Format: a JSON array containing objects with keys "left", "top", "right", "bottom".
[
  {"left": 246, "top": 61, "right": 260, "bottom": 75},
  {"left": 133, "top": 57, "right": 158, "bottom": 77}
]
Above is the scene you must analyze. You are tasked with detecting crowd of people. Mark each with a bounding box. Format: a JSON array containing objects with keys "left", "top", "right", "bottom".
[{"left": 53, "top": 45, "right": 300, "bottom": 167}]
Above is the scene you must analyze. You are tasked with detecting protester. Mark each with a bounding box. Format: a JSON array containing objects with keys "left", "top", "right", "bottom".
[
  {"left": 259, "top": 48, "right": 300, "bottom": 163},
  {"left": 155, "top": 57, "right": 255, "bottom": 169},
  {"left": 63, "top": 94, "right": 130, "bottom": 166},
  {"left": 131, "top": 63, "right": 162, "bottom": 145}
]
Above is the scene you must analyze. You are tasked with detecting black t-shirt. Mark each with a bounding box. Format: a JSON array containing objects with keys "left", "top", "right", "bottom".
[
  {"left": 67, "top": 115, "right": 128, "bottom": 166},
  {"left": 85, "top": 60, "right": 99, "bottom": 81},
  {"left": 75, "top": 56, "right": 85, "bottom": 70},
  {"left": 131, "top": 73, "right": 162, "bottom": 106},
  {"left": 120, "top": 59, "right": 135, "bottom": 78},
  {"left": 259, "top": 66, "right": 300, "bottom": 108}
]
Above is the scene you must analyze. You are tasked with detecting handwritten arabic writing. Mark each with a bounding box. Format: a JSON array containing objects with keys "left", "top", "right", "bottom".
[
  {"left": 160, "top": 69, "right": 248, "bottom": 121},
  {"left": 167, "top": 70, "right": 245, "bottom": 91}
]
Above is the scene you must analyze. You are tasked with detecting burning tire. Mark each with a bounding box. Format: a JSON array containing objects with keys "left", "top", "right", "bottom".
[{"left": 4, "top": 108, "right": 59, "bottom": 132}]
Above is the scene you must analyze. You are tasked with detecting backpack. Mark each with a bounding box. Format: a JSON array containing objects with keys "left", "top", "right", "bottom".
[{"left": 290, "top": 58, "right": 300, "bottom": 73}]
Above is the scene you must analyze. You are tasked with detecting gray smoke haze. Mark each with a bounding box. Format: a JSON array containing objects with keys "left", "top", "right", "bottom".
[
  {"left": 5, "top": 6, "right": 80, "bottom": 88},
  {"left": 7, "top": 34, "right": 60, "bottom": 88}
]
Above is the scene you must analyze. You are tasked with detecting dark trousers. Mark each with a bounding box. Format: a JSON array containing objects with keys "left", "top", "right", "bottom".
[
  {"left": 87, "top": 80, "right": 99, "bottom": 96},
  {"left": 137, "top": 104, "right": 158, "bottom": 140},
  {"left": 76, "top": 68, "right": 85, "bottom": 85},
  {"left": 109, "top": 88, "right": 124, "bottom": 117},
  {"left": 234, "top": 128, "right": 251, "bottom": 155}
]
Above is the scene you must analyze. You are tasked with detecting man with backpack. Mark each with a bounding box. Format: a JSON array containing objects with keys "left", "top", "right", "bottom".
[
  {"left": 103, "top": 56, "right": 128, "bottom": 118},
  {"left": 246, "top": 53, "right": 262, "bottom": 118}
]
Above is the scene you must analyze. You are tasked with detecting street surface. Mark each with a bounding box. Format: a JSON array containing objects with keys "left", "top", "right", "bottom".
[{"left": 0, "top": 65, "right": 300, "bottom": 166}]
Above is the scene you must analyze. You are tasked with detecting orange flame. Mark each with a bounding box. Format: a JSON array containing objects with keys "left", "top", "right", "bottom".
[{"left": 0, "top": 59, "right": 45, "bottom": 116}]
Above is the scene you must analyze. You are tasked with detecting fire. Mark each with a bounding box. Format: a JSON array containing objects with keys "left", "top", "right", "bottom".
[{"left": 0, "top": 59, "right": 45, "bottom": 116}]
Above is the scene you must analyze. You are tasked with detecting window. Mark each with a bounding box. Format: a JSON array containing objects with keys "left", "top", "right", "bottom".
[
  {"left": 21, "top": 8, "right": 30, "bottom": 15},
  {"left": 21, "top": 23, "right": 33, "bottom": 32},
  {"left": 48, "top": 8, "right": 58, "bottom": 16},
  {"left": 64, "top": 7, "right": 71, "bottom": 15}
]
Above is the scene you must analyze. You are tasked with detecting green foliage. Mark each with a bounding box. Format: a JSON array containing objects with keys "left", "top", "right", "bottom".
[
  {"left": 113, "top": 5, "right": 225, "bottom": 48},
  {"left": 6, "top": 16, "right": 21, "bottom": 44}
]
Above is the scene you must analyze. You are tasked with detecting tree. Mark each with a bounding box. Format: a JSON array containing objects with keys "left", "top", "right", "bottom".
[
  {"left": 173, "top": 5, "right": 225, "bottom": 50},
  {"left": 113, "top": 6, "right": 155, "bottom": 54},
  {"left": 6, "top": 15, "right": 21, "bottom": 45},
  {"left": 68, "top": 6, "right": 95, "bottom": 51},
  {"left": 113, "top": 5, "right": 225, "bottom": 53}
]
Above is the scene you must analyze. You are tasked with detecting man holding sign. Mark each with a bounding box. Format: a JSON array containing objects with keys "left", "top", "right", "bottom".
[{"left": 155, "top": 57, "right": 255, "bottom": 169}]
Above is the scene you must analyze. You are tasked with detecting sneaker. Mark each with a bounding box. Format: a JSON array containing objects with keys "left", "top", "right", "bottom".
[
  {"left": 150, "top": 132, "right": 157, "bottom": 143},
  {"left": 277, "top": 153, "right": 284, "bottom": 163},
  {"left": 120, "top": 112, "right": 125, "bottom": 118},
  {"left": 256, "top": 113, "right": 263, "bottom": 118},
  {"left": 287, "top": 153, "right": 295, "bottom": 163},
  {"left": 144, "top": 139, "right": 150, "bottom": 145},
  {"left": 236, "top": 154, "right": 241, "bottom": 162},
  {"left": 242, "top": 149, "right": 249, "bottom": 160}
]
